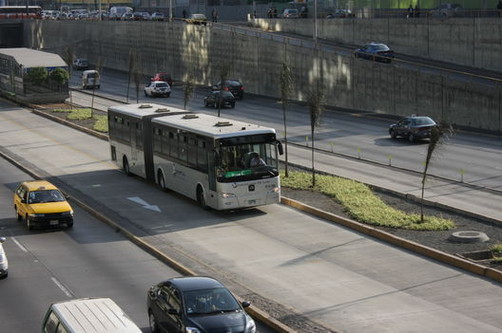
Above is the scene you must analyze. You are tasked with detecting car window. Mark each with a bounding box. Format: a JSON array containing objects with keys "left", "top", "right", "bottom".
[{"left": 156, "top": 82, "right": 168, "bottom": 88}]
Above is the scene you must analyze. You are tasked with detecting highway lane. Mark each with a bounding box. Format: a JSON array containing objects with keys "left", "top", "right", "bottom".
[
  {"left": 69, "top": 69, "right": 502, "bottom": 192},
  {"left": 0, "top": 156, "right": 273, "bottom": 333},
  {"left": 3, "top": 91, "right": 502, "bottom": 332}
]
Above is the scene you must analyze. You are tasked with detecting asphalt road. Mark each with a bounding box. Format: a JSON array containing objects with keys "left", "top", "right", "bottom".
[
  {"left": 0, "top": 154, "right": 274, "bottom": 333},
  {"left": 69, "top": 68, "right": 502, "bottom": 193},
  {"left": 2, "top": 93, "right": 502, "bottom": 332}
]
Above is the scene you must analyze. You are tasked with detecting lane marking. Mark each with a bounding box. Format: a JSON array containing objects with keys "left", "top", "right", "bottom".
[
  {"left": 51, "top": 277, "right": 73, "bottom": 298},
  {"left": 11, "top": 237, "right": 28, "bottom": 253}
]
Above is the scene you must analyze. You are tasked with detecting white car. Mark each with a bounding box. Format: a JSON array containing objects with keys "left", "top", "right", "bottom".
[
  {"left": 144, "top": 81, "right": 171, "bottom": 97},
  {"left": 0, "top": 237, "right": 8, "bottom": 278}
]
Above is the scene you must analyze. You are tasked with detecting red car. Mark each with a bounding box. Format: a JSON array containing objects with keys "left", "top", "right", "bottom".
[{"left": 151, "top": 72, "right": 172, "bottom": 86}]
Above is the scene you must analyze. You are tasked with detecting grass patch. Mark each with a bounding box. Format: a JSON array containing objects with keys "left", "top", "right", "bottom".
[
  {"left": 93, "top": 115, "right": 108, "bottom": 133},
  {"left": 281, "top": 171, "right": 455, "bottom": 231},
  {"left": 66, "top": 108, "right": 93, "bottom": 120}
]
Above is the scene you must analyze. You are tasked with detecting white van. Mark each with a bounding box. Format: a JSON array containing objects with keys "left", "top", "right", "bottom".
[
  {"left": 81, "top": 70, "right": 100, "bottom": 89},
  {"left": 41, "top": 297, "right": 142, "bottom": 333}
]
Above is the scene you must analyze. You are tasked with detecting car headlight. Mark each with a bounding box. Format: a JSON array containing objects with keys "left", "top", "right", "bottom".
[
  {"left": 62, "top": 210, "right": 74, "bottom": 217},
  {"left": 245, "top": 316, "right": 257, "bottom": 333},
  {"left": 28, "top": 213, "right": 45, "bottom": 217},
  {"left": 185, "top": 328, "right": 202, "bottom": 333}
]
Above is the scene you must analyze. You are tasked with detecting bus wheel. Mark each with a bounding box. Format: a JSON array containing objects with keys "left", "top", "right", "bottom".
[
  {"left": 197, "top": 186, "right": 209, "bottom": 210},
  {"left": 158, "top": 171, "right": 166, "bottom": 191},
  {"left": 123, "top": 157, "right": 131, "bottom": 176}
]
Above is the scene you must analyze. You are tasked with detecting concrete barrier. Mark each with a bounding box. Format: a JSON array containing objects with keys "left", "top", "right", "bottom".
[{"left": 22, "top": 20, "right": 502, "bottom": 132}]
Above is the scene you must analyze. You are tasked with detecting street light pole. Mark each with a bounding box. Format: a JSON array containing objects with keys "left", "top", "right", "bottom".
[
  {"left": 169, "top": 0, "right": 173, "bottom": 21},
  {"left": 314, "top": 0, "right": 317, "bottom": 42}
]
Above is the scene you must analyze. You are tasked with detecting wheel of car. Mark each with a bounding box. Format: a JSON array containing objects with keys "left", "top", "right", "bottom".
[
  {"left": 26, "top": 215, "right": 33, "bottom": 230},
  {"left": 408, "top": 133, "right": 415, "bottom": 143},
  {"left": 389, "top": 129, "right": 396, "bottom": 139},
  {"left": 67, "top": 222, "right": 73, "bottom": 229},
  {"left": 148, "top": 312, "right": 159, "bottom": 333},
  {"left": 166, "top": 92, "right": 170, "bottom": 98},
  {"left": 204, "top": 101, "right": 209, "bottom": 107},
  {"left": 231, "top": 103, "right": 235, "bottom": 108},
  {"left": 144, "top": 90, "right": 148, "bottom": 97},
  {"left": 15, "top": 206, "right": 21, "bottom": 221}
]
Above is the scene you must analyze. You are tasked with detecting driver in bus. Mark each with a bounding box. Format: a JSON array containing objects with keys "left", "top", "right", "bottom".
[{"left": 249, "top": 152, "right": 266, "bottom": 167}]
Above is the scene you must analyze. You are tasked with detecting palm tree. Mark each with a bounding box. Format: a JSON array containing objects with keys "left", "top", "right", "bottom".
[
  {"left": 307, "top": 88, "right": 324, "bottom": 187},
  {"left": 420, "top": 121, "right": 454, "bottom": 221},
  {"left": 279, "top": 62, "right": 294, "bottom": 177},
  {"left": 62, "top": 47, "right": 74, "bottom": 109}
]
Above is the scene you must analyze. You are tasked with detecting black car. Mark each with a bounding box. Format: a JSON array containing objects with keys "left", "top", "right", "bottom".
[
  {"left": 354, "top": 42, "right": 394, "bottom": 63},
  {"left": 147, "top": 276, "right": 256, "bottom": 333},
  {"left": 389, "top": 116, "right": 437, "bottom": 142},
  {"left": 204, "top": 90, "right": 236, "bottom": 108},
  {"left": 212, "top": 80, "right": 244, "bottom": 99}
]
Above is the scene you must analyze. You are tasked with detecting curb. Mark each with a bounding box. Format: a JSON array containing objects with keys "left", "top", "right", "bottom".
[{"left": 281, "top": 197, "right": 502, "bottom": 284}]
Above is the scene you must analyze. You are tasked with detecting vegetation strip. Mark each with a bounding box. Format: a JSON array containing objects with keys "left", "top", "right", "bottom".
[{"left": 281, "top": 171, "right": 455, "bottom": 231}]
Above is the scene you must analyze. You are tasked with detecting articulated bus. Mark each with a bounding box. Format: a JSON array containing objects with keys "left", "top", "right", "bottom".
[
  {"left": 108, "top": 103, "right": 283, "bottom": 210},
  {"left": 0, "top": 6, "right": 42, "bottom": 19}
]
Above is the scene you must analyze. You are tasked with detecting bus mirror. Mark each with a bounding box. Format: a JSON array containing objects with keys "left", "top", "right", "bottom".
[{"left": 277, "top": 141, "right": 284, "bottom": 155}]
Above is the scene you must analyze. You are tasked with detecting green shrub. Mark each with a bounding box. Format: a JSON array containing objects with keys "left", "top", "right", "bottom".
[
  {"left": 281, "top": 171, "right": 455, "bottom": 231},
  {"left": 25, "top": 67, "right": 48, "bottom": 85},
  {"left": 491, "top": 243, "right": 502, "bottom": 257},
  {"left": 49, "top": 68, "right": 70, "bottom": 85},
  {"left": 67, "top": 108, "right": 92, "bottom": 120}
]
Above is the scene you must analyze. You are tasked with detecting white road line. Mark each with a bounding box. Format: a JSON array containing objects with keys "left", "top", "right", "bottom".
[
  {"left": 10, "top": 237, "right": 28, "bottom": 253},
  {"left": 51, "top": 277, "right": 73, "bottom": 298}
]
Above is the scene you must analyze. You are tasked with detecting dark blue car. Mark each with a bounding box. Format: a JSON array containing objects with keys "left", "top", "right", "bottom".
[
  {"left": 147, "top": 276, "right": 256, "bottom": 333},
  {"left": 354, "top": 42, "right": 395, "bottom": 63}
]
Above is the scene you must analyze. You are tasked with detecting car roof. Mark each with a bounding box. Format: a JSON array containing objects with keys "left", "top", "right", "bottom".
[
  {"left": 151, "top": 80, "right": 168, "bottom": 84},
  {"left": 164, "top": 276, "right": 224, "bottom": 291},
  {"left": 21, "top": 180, "right": 58, "bottom": 191}
]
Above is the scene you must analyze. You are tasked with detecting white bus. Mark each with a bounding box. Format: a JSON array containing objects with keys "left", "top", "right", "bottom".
[{"left": 108, "top": 103, "right": 283, "bottom": 210}]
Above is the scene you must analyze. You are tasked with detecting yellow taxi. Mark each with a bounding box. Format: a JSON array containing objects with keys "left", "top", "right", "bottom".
[{"left": 13, "top": 180, "right": 74, "bottom": 230}]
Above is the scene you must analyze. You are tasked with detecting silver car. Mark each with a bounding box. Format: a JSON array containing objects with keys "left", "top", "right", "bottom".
[
  {"left": 144, "top": 81, "right": 171, "bottom": 97},
  {"left": 0, "top": 237, "right": 8, "bottom": 278}
]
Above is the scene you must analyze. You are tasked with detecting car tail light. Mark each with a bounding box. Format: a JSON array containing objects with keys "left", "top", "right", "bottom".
[{"left": 224, "top": 87, "right": 229, "bottom": 91}]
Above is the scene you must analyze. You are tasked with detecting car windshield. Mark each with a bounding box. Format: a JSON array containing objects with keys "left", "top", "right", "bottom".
[
  {"left": 369, "top": 44, "right": 388, "bottom": 51},
  {"left": 184, "top": 287, "right": 241, "bottom": 315},
  {"left": 225, "top": 80, "right": 241, "bottom": 86},
  {"left": 28, "top": 190, "right": 65, "bottom": 204},
  {"left": 156, "top": 82, "right": 168, "bottom": 88}
]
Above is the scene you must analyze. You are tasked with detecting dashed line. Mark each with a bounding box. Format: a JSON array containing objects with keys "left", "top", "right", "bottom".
[
  {"left": 51, "top": 277, "right": 73, "bottom": 298},
  {"left": 11, "top": 237, "right": 28, "bottom": 253}
]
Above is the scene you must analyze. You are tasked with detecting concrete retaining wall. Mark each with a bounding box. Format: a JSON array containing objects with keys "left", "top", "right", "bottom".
[
  {"left": 23, "top": 19, "right": 502, "bottom": 132},
  {"left": 253, "top": 17, "right": 502, "bottom": 72}
]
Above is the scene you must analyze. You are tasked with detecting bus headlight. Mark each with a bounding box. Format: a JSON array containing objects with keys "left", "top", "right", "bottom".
[{"left": 220, "top": 192, "right": 236, "bottom": 199}]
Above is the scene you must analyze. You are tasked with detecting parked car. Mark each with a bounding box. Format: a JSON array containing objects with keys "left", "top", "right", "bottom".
[
  {"left": 147, "top": 276, "right": 256, "bottom": 333},
  {"left": 133, "top": 11, "right": 151, "bottom": 20},
  {"left": 72, "top": 58, "right": 89, "bottom": 70},
  {"left": 186, "top": 13, "right": 207, "bottom": 25},
  {"left": 282, "top": 8, "right": 299, "bottom": 18},
  {"left": 326, "top": 9, "right": 353, "bottom": 18},
  {"left": 151, "top": 72, "right": 173, "bottom": 86},
  {"left": 212, "top": 79, "right": 244, "bottom": 99},
  {"left": 389, "top": 115, "right": 438, "bottom": 142},
  {"left": 0, "top": 237, "right": 8, "bottom": 278},
  {"left": 121, "top": 12, "right": 133, "bottom": 20},
  {"left": 354, "top": 42, "right": 394, "bottom": 63},
  {"left": 81, "top": 69, "right": 100, "bottom": 89},
  {"left": 144, "top": 81, "right": 171, "bottom": 97},
  {"left": 13, "top": 180, "right": 74, "bottom": 230},
  {"left": 151, "top": 12, "right": 165, "bottom": 21},
  {"left": 430, "top": 3, "right": 463, "bottom": 17},
  {"left": 204, "top": 90, "right": 236, "bottom": 108}
]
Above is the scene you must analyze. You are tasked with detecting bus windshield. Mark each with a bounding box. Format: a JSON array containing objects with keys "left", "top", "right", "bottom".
[{"left": 215, "top": 143, "right": 279, "bottom": 182}]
